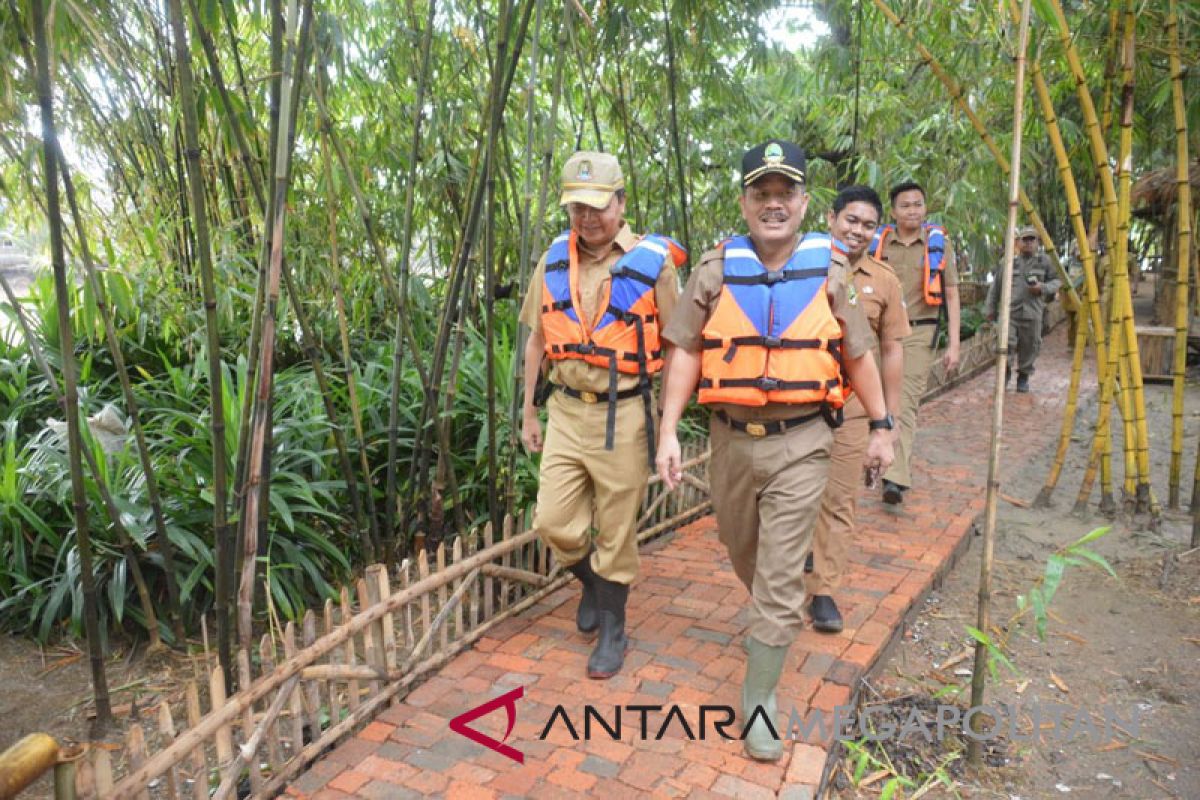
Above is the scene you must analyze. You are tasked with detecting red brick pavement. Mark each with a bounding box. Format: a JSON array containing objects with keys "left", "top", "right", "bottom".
[{"left": 289, "top": 328, "right": 1079, "bottom": 799}]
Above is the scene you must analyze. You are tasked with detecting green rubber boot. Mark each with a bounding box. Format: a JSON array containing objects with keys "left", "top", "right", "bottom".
[{"left": 741, "top": 636, "right": 788, "bottom": 761}]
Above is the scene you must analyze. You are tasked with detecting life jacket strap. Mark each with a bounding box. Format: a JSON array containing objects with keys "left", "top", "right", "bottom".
[{"left": 722, "top": 267, "right": 827, "bottom": 286}]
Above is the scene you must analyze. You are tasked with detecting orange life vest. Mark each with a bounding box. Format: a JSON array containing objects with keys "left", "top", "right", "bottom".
[
  {"left": 540, "top": 230, "right": 684, "bottom": 377},
  {"left": 871, "top": 223, "right": 947, "bottom": 306},
  {"left": 698, "top": 233, "right": 847, "bottom": 409}
]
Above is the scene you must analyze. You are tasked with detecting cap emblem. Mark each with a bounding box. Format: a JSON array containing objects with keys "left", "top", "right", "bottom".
[
  {"left": 763, "top": 142, "right": 784, "bottom": 166},
  {"left": 577, "top": 160, "right": 592, "bottom": 181}
]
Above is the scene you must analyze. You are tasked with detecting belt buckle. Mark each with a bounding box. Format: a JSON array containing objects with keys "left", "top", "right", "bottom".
[
  {"left": 579, "top": 391, "right": 599, "bottom": 404},
  {"left": 744, "top": 421, "right": 767, "bottom": 438}
]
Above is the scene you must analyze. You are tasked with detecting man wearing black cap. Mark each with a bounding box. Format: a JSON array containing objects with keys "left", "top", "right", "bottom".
[
  {"left": 655, "top": 140, "right": 894, "bottom": 762},
  {"left": 986, "top": 225, "right": 1061, "bottom": 392}
]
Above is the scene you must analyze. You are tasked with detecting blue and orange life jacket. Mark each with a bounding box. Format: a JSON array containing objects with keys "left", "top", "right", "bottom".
[
  {"left": 871, "top": 223, "right": 946, "bottom": 306},
  {"left": 540, "top": 230, "right": 685, "bottom": 377},
  {"left": 698, "top": 233, "right": 847, "bottom": 409}
]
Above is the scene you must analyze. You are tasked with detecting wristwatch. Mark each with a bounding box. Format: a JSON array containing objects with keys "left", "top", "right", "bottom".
[{"left": 868, "top": 413, "right": 895, "bottom": 432}]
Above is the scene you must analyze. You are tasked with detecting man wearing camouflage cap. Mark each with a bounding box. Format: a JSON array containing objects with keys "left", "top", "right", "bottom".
[
  {"left": 519, "top": 151, "right": 684, "bottom": 679},
  {"left": 986, "top": 225, "right": 1061, "bottom": 392}
]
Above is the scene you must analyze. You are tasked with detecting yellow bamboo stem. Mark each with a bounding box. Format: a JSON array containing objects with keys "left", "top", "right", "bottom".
[{"left": 1167, "top": 0, "right": 1193, "bottom": 509}]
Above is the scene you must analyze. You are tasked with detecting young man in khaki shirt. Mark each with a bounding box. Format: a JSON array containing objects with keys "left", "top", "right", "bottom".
[
  {"left": 807, "top": 186, "right": 910, "bottom": 633},
  {"left": 519, "top": 151, "right": 681, "bottom": 679},
  {"left": 871, "top": 181, "right": 961, "bottom": 505},
  {"left": 656, "top": 141, "right": 894, "bottom": 761}
]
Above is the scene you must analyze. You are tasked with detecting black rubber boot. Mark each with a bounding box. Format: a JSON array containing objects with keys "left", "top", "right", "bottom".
[
  {"left": 1016, "top": 373, "right": 1030, "bottom": 393},
  {"left": 882, "top": 479, "right": 904, "bottom": 505},
  {"left": 566, "top": 554, "right": 599, "bottom": 634},
  {"left": 809, "top": 595, "right": 844, "bottom": 633},
  {"left": 587, "top": 577, "right": 629, "bottom": 679}
]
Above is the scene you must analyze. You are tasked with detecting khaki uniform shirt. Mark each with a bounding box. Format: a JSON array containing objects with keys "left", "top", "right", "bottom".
[
  {"left": 662, "top": 241, "right": 873, "bottom": 422},
  {"left": 875, "top": 226, "right": 959, "bottom": 322},
  {"left": 985, "top": 252, "right": 1061, "bottom": 322},
  {"left": 519, "top": 224, "right": 681, "bottom": 394},
  {"left": 850, "top": 253, "right": 912, "bottom": 355}
]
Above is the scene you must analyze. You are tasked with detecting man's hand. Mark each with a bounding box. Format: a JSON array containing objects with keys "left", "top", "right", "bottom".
[
  {"left": 522, "top": 408, "right": 544, "bottom": 452},
  {"left": 865, "top": 429, "right": 895, "bottom": 475},
  {"left": 1028, "top": 282, "right": 1043, "bottom": 296},
  {"left": 942, "top": 341, "right": 960, "bottom": 372},
  {"left": 656, "top": 428, "right": 683, "bottom": 490}
]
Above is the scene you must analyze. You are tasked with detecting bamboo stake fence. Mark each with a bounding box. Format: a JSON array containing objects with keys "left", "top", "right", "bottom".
[{"left": 67, "top": 441, "right": 713, "bottom": 799}]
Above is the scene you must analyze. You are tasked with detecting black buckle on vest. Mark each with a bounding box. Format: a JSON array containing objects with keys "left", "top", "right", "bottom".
[
  {"left": 574, "top": 343, "right": 595, "bottom": 355},
  {"left": 762, "top": 336, "right": 782, "bottom": 348},
  {"left": 756, "top": 377, "right": 781, "bottom": 391},
  {"left": 764, "top": 270, "right": 784, "bottom": 285}
]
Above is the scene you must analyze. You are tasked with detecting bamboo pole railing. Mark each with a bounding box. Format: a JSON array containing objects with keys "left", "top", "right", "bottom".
[{"left": 66, "top": 440, "right": 713, "bottom": 799}]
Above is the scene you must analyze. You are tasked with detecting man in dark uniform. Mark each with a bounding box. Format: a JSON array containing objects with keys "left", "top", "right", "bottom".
[
  {"left": 986, "top": 225, "right": 1061, "bottom": 392},
  {"left": 519, "top": 151, "right": 682, "bottom": 679},
  {"left": 656, "top": 142, "right": 894, "bottom": 762}
]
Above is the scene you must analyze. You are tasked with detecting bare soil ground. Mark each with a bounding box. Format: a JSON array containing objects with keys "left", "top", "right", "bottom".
[{"left": 831, "top": 340, "right": 1200, "bottom": 799}]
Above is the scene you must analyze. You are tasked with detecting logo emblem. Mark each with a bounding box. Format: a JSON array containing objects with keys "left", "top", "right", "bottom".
[
  {"left": 763, "top": 142, "right": 784, "bottom": 165},
  {"left": 449, "top": 686, "right": 525, "bottom": 764},
  {"left": 578, "top": 160, "right": 593, "bottom": 181}
]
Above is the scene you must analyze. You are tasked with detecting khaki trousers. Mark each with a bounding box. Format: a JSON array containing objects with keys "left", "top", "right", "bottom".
[
  {"left": 1009, "top": 316, "right": 1043, "bottom": 376},
  {"left": 884, "top": 327, "right": 938, "bottom": 489},
  {"left": 531, "top": 391, "right": 650, "bottom": 584},
  {"left": 708, "top": 414, "right": 834, "bottom": 647},
  {"left": 808, "top": 396, "right": 869, "bottom": 596}
]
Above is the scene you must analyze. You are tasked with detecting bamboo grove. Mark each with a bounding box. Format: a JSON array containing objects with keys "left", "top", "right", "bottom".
[{"left": 0, "top": 0, "right": 1198, "bottom": 715}]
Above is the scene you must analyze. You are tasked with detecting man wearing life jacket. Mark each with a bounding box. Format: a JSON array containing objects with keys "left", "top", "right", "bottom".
[
  {"left": 656, "top": 141, "right": 894, "bottom": 762},
  {"left": 985, "top": 225, "right": 1061, "bottom": 392},
  {"left": 518, "top": 151, "right": 684, "bottom": 679},
  {"left": 806, "top": 186, "right": 910, "bottom": 635},
  {"left": 870, "top": 181, "right": 962, "bottom": 505}
]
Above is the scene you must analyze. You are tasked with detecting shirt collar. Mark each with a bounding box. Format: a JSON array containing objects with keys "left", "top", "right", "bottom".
[{"left": 614, "top": 224, "right": 639, "bottom": 253}]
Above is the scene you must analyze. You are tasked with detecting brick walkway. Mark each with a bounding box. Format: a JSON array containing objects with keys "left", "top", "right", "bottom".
[{"left": 290, "top": 327, "right": 1079, "bottom": 799}]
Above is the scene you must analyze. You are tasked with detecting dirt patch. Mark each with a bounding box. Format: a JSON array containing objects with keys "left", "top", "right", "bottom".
[
  {"left": 0, "top": 638, "right": 202, "bottom": 798},
  {"left": 831, "top": 363, "right": 1200, "bottom": 798}
]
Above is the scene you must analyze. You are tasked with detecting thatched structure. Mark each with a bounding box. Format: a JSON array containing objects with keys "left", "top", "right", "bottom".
[{"left": 1132, "top": 161, "right": 1200, "bottom": 220}]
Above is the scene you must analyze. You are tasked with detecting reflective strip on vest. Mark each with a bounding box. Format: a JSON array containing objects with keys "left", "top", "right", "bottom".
[{"left": 698, "top": 232, "right": 847, "bottom": 408}]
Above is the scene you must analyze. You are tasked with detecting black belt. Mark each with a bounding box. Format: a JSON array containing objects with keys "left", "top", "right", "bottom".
[
  {"left": 910, "top": 318, "right": 939, "bottom": 327},
  {"left": 552, "top": 383, "right": 643, "bottom": 404},
  {"left": 714, "top": 406, "right": 842, "bottom": 437}
]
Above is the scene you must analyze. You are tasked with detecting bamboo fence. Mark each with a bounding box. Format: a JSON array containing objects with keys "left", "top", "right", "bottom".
[{"left": 67, "top": 440, "right": 713, "bottom": 799}]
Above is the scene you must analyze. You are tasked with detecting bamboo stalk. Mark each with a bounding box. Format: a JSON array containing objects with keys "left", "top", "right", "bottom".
[
  {"left": 1166, "top": 0, "right": 1192, "bottom": 510},
  {"left": 379, "top": 0, "right": 441, "bottom": 553},
  {"left": 1111, "top": 1, "right": 1158, "bottom": 521},
  {"left": 661, "top": 0, "right": 691, "bottom": 258},
  {"left": 211, "top": 676, "right": 298, "bottom": 800},
  {"left": 319, "top": 137, "right": 381, "bottom": 549},
  {"left": 968, "top": 0, "right": 1030, "bottom": 767},
  {"left": 31, "top": 0, "right": 111, "bottom": 731},
  {"left": 165, "top": 0, "right": 233, "bottom": 685},
  {"left": 237, "top": 0, "right": 304, "bottom": 657}
]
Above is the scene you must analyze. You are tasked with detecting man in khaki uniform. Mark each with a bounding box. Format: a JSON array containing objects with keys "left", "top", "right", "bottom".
[
  {"left": 985, "top": 225, "right": 1061, "bottom": 392},
  {"left": 656, "top": 141, "right": 894, "bottom": 762},
  {"left": 872, "top": 181, "right": 961, "bottom": 505},
  {"left": 806, "top": 186, "right": 909, "bottom": 633},
  {"left": 519, "top": 151, "right": 681, "bottom": 679}
]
